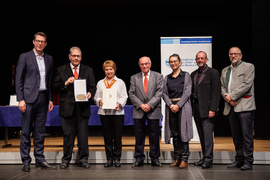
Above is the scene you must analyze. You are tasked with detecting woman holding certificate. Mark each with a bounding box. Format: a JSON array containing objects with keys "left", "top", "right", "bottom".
[
  {"left": 94, "top": 60, "right": 128, "bottom": 168},
  {"left": 163, "top": 54, "right": 193, "bottom": 169}
]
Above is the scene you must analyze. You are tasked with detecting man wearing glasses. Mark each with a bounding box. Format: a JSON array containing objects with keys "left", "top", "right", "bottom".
[
  {"left": 16, "top": 32, "right": 55, "bottom": 172},
  {"left": 221, "top": 47, "right": 256, "bottom": 171},
  {"left": 53, "top": 47, "right": 96, "bottom": 169},
  {"left": 191, "top": 51, "right": 221, "bottom": 169},
  {"left": 129, "top": 56, "right": 163, "bottom": 167}
]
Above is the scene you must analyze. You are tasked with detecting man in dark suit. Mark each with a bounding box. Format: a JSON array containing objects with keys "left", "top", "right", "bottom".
[
  {"left": 16, "top": 32, "right": 55, "bottom": 172},
  {"left": 129, "top": 56, "right": 163, "bottom": 167},
  {"left": 53, "top": 46, "right": 96, "bottom": 169},
  {"left": 191, "top": 51, "right": 221, "bottom": 169}
]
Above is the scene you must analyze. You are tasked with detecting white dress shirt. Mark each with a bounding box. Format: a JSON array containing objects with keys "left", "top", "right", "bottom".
[
  {"left": 70, "top": 63, "right": 80, "bottom": 76},
  {"left": 33, "top": 49, "right": 46, "bottom": 90},
  {"left": 142, "top": 70, "right": 150, "bottom": 85},
  {"left": 94, "top": 76, "right": 128, "bottom": 115}
]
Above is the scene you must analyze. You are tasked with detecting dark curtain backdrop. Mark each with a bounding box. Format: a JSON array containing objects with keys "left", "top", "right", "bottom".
[{"left": 2, "top": 0, "right": 269, "bottom": 138}]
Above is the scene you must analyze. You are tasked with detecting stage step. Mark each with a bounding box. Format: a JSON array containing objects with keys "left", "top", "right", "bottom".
[{"left": 1, "top": 151, "right": 269, "bottom": 164}]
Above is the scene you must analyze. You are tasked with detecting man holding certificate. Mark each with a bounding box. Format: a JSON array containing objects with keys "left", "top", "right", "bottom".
[
  {"left": 53, "top": 47, "right": 96, "bottom": 169},
  {"left": 129, "top": 56, "right": 163, "bottom": 167},
  {"left": 94, "top": 60, "right": 128, "bottom": 168}
]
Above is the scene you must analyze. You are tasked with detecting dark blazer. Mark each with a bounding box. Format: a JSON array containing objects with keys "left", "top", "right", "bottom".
[
  {"left": 16, "top": 50, "right": 53, "bottom": 103},
  {"left": 53, "top": 63, "right": 96, "bottom": 118},
  {"left": 129, "top": 71, "right": 163, "bottom": 119},
  {"left": 191, "top": 66, "right": 221, "bottom": 119}
]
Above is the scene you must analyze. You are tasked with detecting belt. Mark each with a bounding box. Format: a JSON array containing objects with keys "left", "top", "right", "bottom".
[
  {"left": 170, "top": 98, "right": 181, "bottom": 102},
  {"left": 243, "top": 95, "right": 252, "bottom": 99},
  {"left": 38, "top": 90, "right": 47, "bottom": 94}
]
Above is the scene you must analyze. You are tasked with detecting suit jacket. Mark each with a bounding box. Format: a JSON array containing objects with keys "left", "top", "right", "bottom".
[
  {"left": 163, "top": 71, "right": 193, "bottom": 143},
  {"left": 191, "top": 66, "right": 221, "bottom": 119},
  {"left": 16, "top": 50, "right": 53, "bottom": 103},
  {"left": 221, "top": 61, "right": 256, "bottom": 115},
  {"left": 129, "top": 71, "right": 163, "bottom": 119},
  {"left": 53, "top": 63, "right": 96, "bottom": 118}
]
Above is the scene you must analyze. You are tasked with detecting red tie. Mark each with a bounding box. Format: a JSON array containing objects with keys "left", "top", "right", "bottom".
[
  {"left": 144, "top": 73, "right": 148, "bottom": 97},
  {"left": 74, "top": 67, "right": 78, "bottom": 79}
]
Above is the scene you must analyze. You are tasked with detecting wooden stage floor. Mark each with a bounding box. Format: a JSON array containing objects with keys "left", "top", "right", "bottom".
[{"left": 1, "top": 136, "right": 270, "bottom": 152}]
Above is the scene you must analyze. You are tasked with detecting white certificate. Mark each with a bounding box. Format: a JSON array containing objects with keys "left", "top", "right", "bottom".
[
  {"left": 74, "top": 79, "right": 88, "bottom": 102},
  {"left": 102, "top": 88, "right": 117, "bottom": 109}
]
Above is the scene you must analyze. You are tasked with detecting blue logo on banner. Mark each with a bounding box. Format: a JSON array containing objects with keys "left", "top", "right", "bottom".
[
  {"left": 165, "top": 59, "right": 170, "bottom": 67},
  {"left": 161, "top": 39, "right": 173, "bottom": 44},
  {"left": 180, "top": 38, "right": 212, "bottom": 44}
]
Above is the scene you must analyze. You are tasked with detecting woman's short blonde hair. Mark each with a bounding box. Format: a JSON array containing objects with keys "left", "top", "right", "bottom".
[{"left": 102, "top": 60, "right": 117, "bottom": 71}]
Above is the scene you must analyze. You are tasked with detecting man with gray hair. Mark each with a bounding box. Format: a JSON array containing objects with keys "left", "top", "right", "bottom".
[
  {"left": 221, "top": 47, "right": 256, "bottom": 171},
  {"left": 129, "top": 56, "right": 163, "bottom": 167},
  {"left": 54, "top": 47, "right": 96, "bottom": 169}
]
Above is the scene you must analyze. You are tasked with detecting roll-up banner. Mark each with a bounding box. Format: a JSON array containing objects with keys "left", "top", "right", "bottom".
[{"left": 160, "top": 36, "right": 212, "bottom": 142}]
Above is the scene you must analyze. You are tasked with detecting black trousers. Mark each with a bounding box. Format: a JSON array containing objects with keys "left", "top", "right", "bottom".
[
  {"left": 100, "top": 115, "right": 124, "bottom": 161},
  {"left": 169, "top": 107, "right": 189, "bottom": 162},
  {"left": 133, "top": 115, "right": 160, "bottom": 162},
  {"left": 228, "top": 109, "right": 254, "bottom": 165},
  {"left": 61, "top": 103, "right": 89, "bottom": 164},
  {"left": 20, "top": 93, "right": 48, "bottom": 164},
  {"left": 194, "top": 102, "right": 214, "bottom": 163}
]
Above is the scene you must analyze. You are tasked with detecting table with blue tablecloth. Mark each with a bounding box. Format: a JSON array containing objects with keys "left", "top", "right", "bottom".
[{"left": 0, "top": 105, "right": 162, "bottom": 147}]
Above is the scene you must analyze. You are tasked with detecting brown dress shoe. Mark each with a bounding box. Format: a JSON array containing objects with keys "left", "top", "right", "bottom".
[
  {"left": 179, "top": 161, "right": 188, "bottom": 169},
  {"left": 169, "top": 160, "right": 181, "bottom": 167}
]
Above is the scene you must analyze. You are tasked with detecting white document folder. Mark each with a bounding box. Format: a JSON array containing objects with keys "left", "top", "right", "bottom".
[
  {"left": 74, "top": 79, "right": 88, "bottom": 102},
  {"left": 102, "top": 88, "right": 117, "bottom": 109}
]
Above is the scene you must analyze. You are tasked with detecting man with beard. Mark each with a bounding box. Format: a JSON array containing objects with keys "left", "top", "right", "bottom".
[
  {"left": 191, "top": 51, "right": 221, "bottom": 169},
  {"left": 221, "top": 47, "right": 256, "bottom": 171}
]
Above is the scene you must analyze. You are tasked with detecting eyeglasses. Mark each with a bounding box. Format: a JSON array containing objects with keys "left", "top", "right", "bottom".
[
  {"left": 196, "top": 57, "right": 206, "bottom": 60},
  {"left": 35, "top": 40, "right": 46, "bottom": 44},
  {"left": 70, "top": 55, "right": 81, "bottom": 58},
  {"left": 139, "top": 62, "right": 150, "bottom": 66},
  {"left": 229, "top": 53, "right": 241, "bottom": 56}
]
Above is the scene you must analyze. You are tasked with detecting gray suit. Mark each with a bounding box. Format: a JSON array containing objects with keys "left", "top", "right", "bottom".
[
  {"left": 129, "top": 71, "right": 163, "bottom": 119},
  {"left": 221, "top": 61, "right": 255, "bottom": 165},
  {"left": 129, "top": 70, "right": 163, "bottom": 162}
]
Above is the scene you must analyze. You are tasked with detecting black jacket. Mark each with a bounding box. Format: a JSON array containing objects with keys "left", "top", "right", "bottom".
[
  {"left": 53, "top": 63, "right": 96, "bottom": 118},
  {"left": 191, "top": 66, "right": 221, "bottom": 119}
]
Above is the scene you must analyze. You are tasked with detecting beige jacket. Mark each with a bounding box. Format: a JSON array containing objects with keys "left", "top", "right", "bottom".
[{"left": 221, "top": 61, "right": 256, "bottom": 115}]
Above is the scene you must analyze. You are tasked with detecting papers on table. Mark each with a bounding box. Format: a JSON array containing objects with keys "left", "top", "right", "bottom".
[
  {"left": 74, "top": 79, "right": 88, "bottom": 102},
  {"left": 102, "top": 88, "right": 117, "bottom": 109},
  {"left": 9, "top": 95, "right": 19, "bottom": 106}
]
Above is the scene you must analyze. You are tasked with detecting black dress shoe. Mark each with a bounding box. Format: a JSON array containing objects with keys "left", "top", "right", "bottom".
[
  {"left": 194, "top": 159, "right": 204, "bottom": 166},
  {"left": 227, "top": 161, "right": 244, "bottom": 168},
  {"left": 60, "top": 163, "right": 69, "bottom": 169},
  {"left": 201, "top": 161, "right": 212, "bottom": 169},
  {"left": 80, "top": 162, "right": 90, "bottom": 168},
  {"left": 114, "top": 160, "right": 121, "bottom": 167},
  {"left": 22, "top": 163, "right": 30, "bottom": 172},
  {"left": 104, "top": 161, "right": 113, "bottom": 168},
  {"left": 151, "top": 161, "right": 163, "bottom": 167},
  {"left": 131, "top": 161, "right": 144, "bottom": 168},
  {"left": 36, "top": 161, "right": 57, "bottom": 170},
  {"left": 240, "top": 164, "right": 252, "bottom": 171}
]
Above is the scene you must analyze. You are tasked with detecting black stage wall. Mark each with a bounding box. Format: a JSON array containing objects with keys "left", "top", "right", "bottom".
[{"left": 2, "top": 0, "right": 270, "bottom": 138}]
